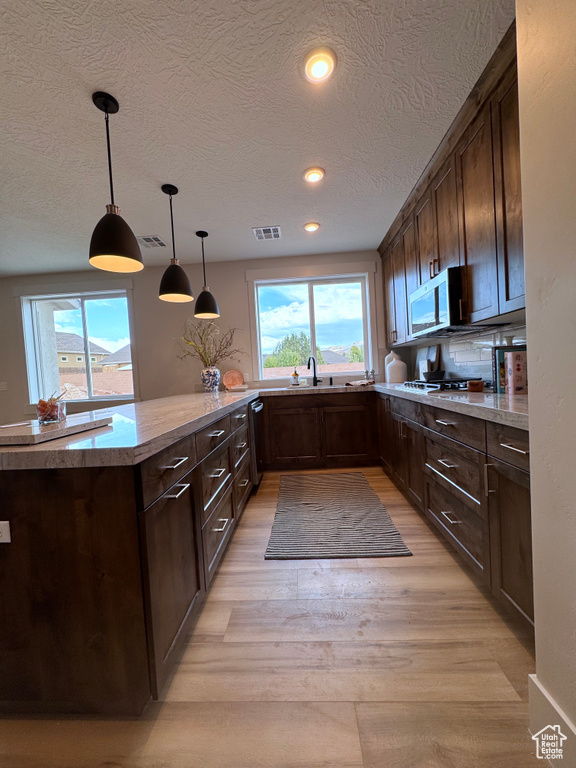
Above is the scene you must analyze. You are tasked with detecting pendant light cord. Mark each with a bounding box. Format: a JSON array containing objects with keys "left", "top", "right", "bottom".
[
  {"left": 169, "top": 195, "right": 176, "bottom": 260},
  {"left": 105, "top": 111, "right": 115, "bottom": 206},
  {"left": 201, "top": 237, "right": 207, "bottom": 285}
]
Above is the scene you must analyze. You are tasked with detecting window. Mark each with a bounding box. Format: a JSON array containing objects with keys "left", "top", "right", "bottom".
[
  {"left": 22, "top": 290, "right": 134, "bottom": 402},
  {"left": 255, "top": 276, "right": 371, "bottom": 380}
]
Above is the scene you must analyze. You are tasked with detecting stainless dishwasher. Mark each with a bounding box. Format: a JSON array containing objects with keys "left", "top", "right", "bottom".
[{"left": 248, "top": 399, "right": 264, "bottom": 488}]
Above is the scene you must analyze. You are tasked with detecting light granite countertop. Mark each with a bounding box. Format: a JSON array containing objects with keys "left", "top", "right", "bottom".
[{"left": 0, "top": 383, "right": 528, "bottom": 470}]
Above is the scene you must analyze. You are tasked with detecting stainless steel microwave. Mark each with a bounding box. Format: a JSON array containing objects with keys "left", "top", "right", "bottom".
[{"left": 409, "top": 267, "right": 463, "bottom": 338}]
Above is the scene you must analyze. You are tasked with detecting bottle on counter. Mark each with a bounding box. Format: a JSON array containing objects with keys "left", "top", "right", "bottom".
[
  {"left": 292, "top": 368, "right": 300, "bottom": 386},
  {"left": 385, "top": 351, "right": 407, "bottom": 383}
]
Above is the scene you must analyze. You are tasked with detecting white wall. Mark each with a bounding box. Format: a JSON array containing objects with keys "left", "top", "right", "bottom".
[
  {"left": 0, "top": 249, "right": 382, "bottom": 423},
  {"left": 516, "top": 1, "right": 576, "bottom": 762}
]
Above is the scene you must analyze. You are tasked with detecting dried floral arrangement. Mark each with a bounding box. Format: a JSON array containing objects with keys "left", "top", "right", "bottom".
[{"left": 178, "top": 319, "right": 244, "bottom": 367}]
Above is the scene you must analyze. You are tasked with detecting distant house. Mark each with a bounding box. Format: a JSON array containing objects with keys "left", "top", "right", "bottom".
[
  {"left": 56, "top": 332, "right": 109, "bottom": 372},
  {"left": 101, "top": 344, "right": 132, "bottom": 371},
  {"left": 319, "top": 349, "right": 349, "bottom": 365}
]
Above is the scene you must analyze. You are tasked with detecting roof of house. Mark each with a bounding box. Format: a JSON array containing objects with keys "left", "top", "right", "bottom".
[
  {"left": 56, "top": 332, "right": 109, "bottom": 355},
  {"left": 320, "top": 349, "right": 349, "bottom": 364},
  {"left": 101, "top": 344, "right": 132, "bottom": 366}
]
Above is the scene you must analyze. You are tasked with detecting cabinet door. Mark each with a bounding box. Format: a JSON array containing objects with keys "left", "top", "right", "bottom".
[
  {"left": 322, "top": 404, "right": 373, "bottom": 464},
  {"left": 391, "top": 413, "right": 407, "bottom": 493},
  {"left": 377, "top": 395, "right": 395, "bottom": 476},
  {"left": 141, "top": 478, "right": 200, "bottom": 696},
  {"left": 487, "top": 458, "right": 533, "bottom": 626},
  {"left": 402, "top": 214, "right": 419, "bottom": 336},
  {"left": 432, "top": 158, "right": 460, "bottom": 273},
  {"left": 415, "top": 189, "right": 437, "bottom": 285},
  {"left": 492, "top": 68, "right": 525, "bottom": 314},
  {"left": 403, "top": 418, "right": 425, "bottom": 510},
  {"left": 267, "top": 407, "right": 321, "bottom": 468},
  {"left": 456, "top": 105, "right": 499, "bottom": 322},
  {"left": 383, "top": 251, "right": 396, "bottom": 347},
  {"left": 391, "top": 236, "right": 408, "bottom": 344}
]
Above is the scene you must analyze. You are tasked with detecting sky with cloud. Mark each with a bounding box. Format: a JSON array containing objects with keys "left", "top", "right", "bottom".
[
  {"left": 257, "top": 281, "right": 365, "bottom": 354},
  {"left": 54, "top": 297, "right": 131, "bottom": 354}
]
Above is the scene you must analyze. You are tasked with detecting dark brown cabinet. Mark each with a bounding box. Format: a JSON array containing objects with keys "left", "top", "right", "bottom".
[
  {"left": 415, "top": 189, "right": 436, "bottom": 284},
  {"left": 487, "top": 457, "right": 533, "bottom": 627},
  {"left": 383, "top": 248, "right": 396, "bottom": 348},
  {"left": 432, "top": 158, "right": 461, "bottom": 274},
  {"left": 263, "top": 394, "right": 375, "bottom": 470},
  {"left": 377, "top": 394, "right": 395, "bottom": 476},
  {"left": 392, "top": 413, "right": 424, "bottom": 509},
  {"left": 492, "top": 67, "right": 525, "bottom": 314},
  {"left": 391, "top": 236, "right": 408, "bottom": 344},
  {"left": 141, "top": 476, "right": 201, "bottom": 696}
]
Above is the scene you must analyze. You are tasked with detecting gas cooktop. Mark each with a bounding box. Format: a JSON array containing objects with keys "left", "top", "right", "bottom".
[{"left": 402, "top": 378, "right": 484, "bottom": 392}]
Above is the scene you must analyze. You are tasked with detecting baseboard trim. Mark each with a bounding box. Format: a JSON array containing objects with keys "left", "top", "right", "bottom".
[{"left": 529, "top": 675, "right": 576, "bottom": 767}]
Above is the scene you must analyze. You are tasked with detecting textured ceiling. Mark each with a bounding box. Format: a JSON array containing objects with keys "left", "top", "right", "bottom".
[{"left": 0, "top": 0, "right": 515, "bottom": 276}]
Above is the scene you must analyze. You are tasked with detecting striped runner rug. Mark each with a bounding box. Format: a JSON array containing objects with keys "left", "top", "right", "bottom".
[{"left": 264, "top": 472, "right": 412, "bottom": 560}]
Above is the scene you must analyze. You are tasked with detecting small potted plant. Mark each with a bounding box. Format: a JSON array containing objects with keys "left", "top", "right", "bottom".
[{"left": 178, "top": 319, "right": 244, "bottom": 392}]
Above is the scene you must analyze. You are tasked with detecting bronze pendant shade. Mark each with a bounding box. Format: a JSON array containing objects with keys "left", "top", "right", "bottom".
[
  {"left": 158, "top": 184, "right": 193, "bottom": 303},
  {"left": 193, "top": 231, "right": 220, "bottom": 318},
  {"left": 89, "top": 92, "right": 143, "bottom": 273}
]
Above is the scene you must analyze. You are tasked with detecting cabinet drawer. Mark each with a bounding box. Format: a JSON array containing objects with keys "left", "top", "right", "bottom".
[
  {"left": 486, "top": 421, "right": 530, "bottom": 471},
  {"left": 423, "top": 429, "right": 485, "bottom": 512},
  {"left": 231, "top": 423, "right": 250, "bottom": 470},
  {"left": 200, "top": 444, "right": 232, "bottom": 524},
  {"left": 140, "top": 434, "right": 197, "bottom": 509},
  {"left": 426, "top": 479, "right": 488, "bottom": 578},
  {"left": 390, "top": 396, "right": 420, "bottom": 422},
  {"left": 421, "top": 403, "right": 486, "bottom": 451},
  {"left": 202, "top": 486, "right": 234, "bottom": 584},
  {"left": 230, "top": 404, "right": 249, "bottom": 432},
  {"left": 234, "top": 457, "right": 253, "bottom": 517},
  {"left": 196, "top": 415, "right": 231, "bottom": 461}
]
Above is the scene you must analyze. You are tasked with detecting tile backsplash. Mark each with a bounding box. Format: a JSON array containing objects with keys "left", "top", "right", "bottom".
[{"left": 414, "top": 324, "right": 527, "bottom": 383}]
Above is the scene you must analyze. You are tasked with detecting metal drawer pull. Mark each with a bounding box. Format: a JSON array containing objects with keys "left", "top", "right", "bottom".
[
  {"left": 235, "top": 412, "right": 247, "bottom": 420},
  {"left": 212, "top": 518, "right": 229, "bottom": 533},
  {"left": 429, "top": 260, "right": 434, "bottom": 280},
  {"left": 209, "top": 429, "right": 226, "bottom": 437},
  {"left": 237, "top": 441, "right": 247, "bottom": 449},
  {"left": 209, "top": 467, "right": 227, "bottom": 478},
  {"left": 440, "top": 510, "right": 461, "bottom": 525},
  {"left": 251, "top": 402, "right": 264, "bottom": 413},
  {"left": 165, "top": 483, "right": 190, "bottom": 499},
  {"left": 500, "top": 442, "right": 529, "bottom": 456},
  {"left": 239, "top": 479, "right": 250, "bottom": 488},
  {"left": 435, "top": 419, "right": 456, "bottom": 426},
  {"left": 164, "top": 456, "right": 188, "bottom": 470},
  {"left": 484, "top": 463, "right": 495, "bottom": 497},
  {"left": 426, "top": 463, "right": 481, "bottom": 506},
  {"left": 438, "top": 458, "right": 457, "bottom": 469}
]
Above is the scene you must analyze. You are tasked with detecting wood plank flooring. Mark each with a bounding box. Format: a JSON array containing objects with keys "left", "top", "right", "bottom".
[{"left": 0, "top": 466, "right": 539, "bottom": 767}]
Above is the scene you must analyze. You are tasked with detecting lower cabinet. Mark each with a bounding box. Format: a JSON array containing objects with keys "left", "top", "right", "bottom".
[
  {"left": 140, "top": 474, "right": 201, "bottom": 696},
  {"left": 377, "top": 394, "right": 395, "bottom": 476},
  {"left": 201, "top": 484, "right": 235, "bottom": 585},
  {"left": 263, "top": 394, "right": 375, "bottom": 469},
  {"left": 487, "top": 457, "right": 533, "bottom": 626},
  {"left": 392, "top": 412, "right": 424, "bottom": 510}
]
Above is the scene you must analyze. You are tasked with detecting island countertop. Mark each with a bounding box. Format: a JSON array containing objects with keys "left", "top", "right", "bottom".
[{"left": 0, "top": 391, "right": 260, "bottom": 470}]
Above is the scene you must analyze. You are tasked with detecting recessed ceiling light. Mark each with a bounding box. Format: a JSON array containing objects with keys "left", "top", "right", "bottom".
[
  {"left": 304, "top": 222, "right": 320, "bottom": 232},
  {"left": 303, "top": 167, "right": 325, "bottom": 183},
  {"left": 304, "top": 47, "right": 337, "bottom": 82}
]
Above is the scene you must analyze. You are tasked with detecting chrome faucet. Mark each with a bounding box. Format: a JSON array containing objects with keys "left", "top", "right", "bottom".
[{"left": 307, "top": 356, "right": 322, "bottom": 387}]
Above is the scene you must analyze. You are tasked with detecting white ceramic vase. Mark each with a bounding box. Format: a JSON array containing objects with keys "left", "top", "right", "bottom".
[{"left": 385, "top": 351, "right": 407, "bottom": 384}]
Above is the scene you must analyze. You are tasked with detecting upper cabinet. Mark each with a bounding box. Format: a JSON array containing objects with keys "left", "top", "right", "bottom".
[
  {"left": 492, "top": 67, "right": 525, "bottom": 313},
  {"left": 379, "top": 26, "right": 524, "bottom": 346}
]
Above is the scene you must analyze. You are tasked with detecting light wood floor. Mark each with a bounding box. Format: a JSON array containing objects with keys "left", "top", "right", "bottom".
[{"left": 0, "top": 467, "right": 539, "bottom": 767}]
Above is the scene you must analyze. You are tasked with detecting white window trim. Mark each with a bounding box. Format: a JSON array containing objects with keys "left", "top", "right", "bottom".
[
  {"left": 246, "top": 263, "right": 379, "bottom": 383},
  {"left": 20, "top": 286, "right": 140, "bottom": 405}
]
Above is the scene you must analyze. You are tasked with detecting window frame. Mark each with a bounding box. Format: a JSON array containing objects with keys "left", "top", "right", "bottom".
[
  {"left": 246, "top": 262, "right": 378, "bottom": 383},
  {"left": 20, "top": 287, "right": 138, "bottom": 405}
]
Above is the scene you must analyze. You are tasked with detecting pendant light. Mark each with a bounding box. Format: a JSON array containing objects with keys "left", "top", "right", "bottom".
[
  {"left": 158, "top": 184, "right": 193, "bottom": 302},
  {"left": 89, "top": 92, "right": 143, "bottom": 273},
  {"left": 194, "top": 231, "right": 220, "bottom": 318}
]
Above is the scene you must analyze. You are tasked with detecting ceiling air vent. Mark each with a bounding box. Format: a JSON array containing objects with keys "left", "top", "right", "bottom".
[
  {"left": 137, "top": 235, "right": 166, "bottom": 248},
  {"left": 252, "top": 226, "right": 281, "bottom": 241}
]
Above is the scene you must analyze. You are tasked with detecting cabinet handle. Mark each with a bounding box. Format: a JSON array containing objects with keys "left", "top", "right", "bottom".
[
  {"left": 209, "top": 467, "right": 227, "bottom": 478},
  {"left": 429, "top": 260, "right": 434, "bottom": 280},
  {"left": 402, "top": 422, "right": 408, "bottom": 439},
  {"left": 437, "top": 458, "right": 457, "bottom": 469},
  {"left": 165, "top": 483, "right": 190, "bottom": 499},
  {"left": 484, "top": 463, "right": 495, "bottom": 497},
  {"left": 392, "top": 330, "right": 398, "bottom": 343},
  {"left": 440, "top": 510, "right": 461, "bottom": 525},
  {"left": 251, "top": 402, "right": 264, "bottom": 413},
  {"left": 239, "top": 479, "right": 250, "bottom": 488},
  {"left": 212, "top": 518, "right": 230, "bottom": 533},
  {"left": 459, "top": 298, "right": 464, "bottom": 322},
  {"left": 385, "top": 398, "right": 391, "bottom": 413},
  {"left": 433, "top": 258, "right": 440, "bottom": 275},
  {"left": 237, "top": 441, "right": 247, "bottom": 449},
  {"left": 235, "top": 412, "right": 247, "bottom": 420},
  {"left": 499, "top": 442, "right": 529, "bottom": 456},
  {"left": 163, "top": 456, "right": 188, "bottom": 470},
  {"left": 435, "top": 419, "right": 456, "bottom": 426},
  {"left": 209, "top": 429, "right": 226, "bottom": 437}
]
